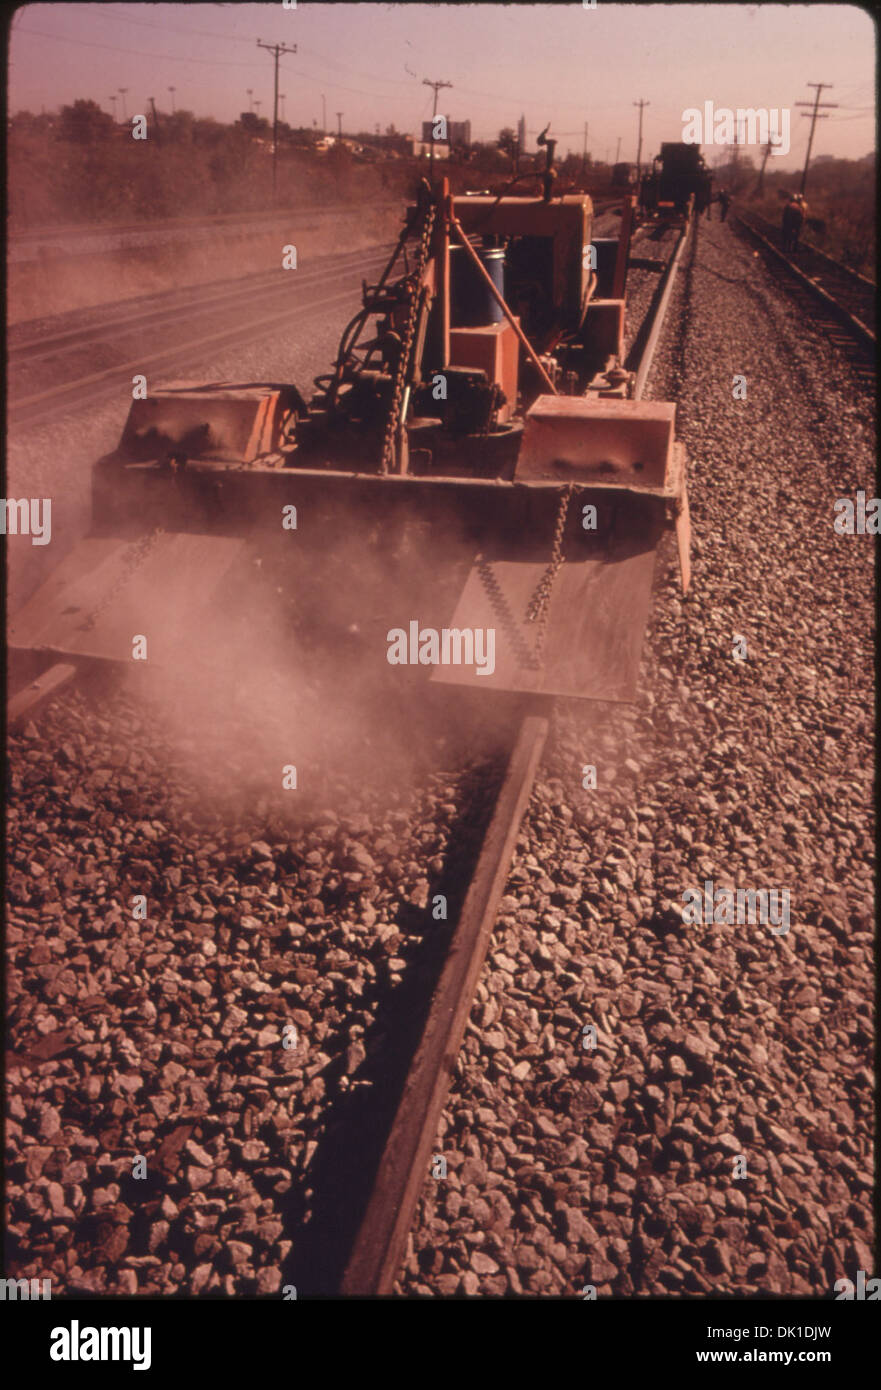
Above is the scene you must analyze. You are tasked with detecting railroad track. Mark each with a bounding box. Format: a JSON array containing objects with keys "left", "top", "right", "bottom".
[
  {"left": 8, "top": 244, "right": 395, "bottom": 428},
  {"left": 735, "top": 209, "right": 875, "bottom": 381}
]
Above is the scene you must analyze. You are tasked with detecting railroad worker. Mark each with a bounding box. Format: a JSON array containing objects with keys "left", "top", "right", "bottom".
[
  {"left": 792, "top": 193, "right": 808, "bottom": 251},
  {"left": 718, "top": 188, "right": 731, "bottom": 222},
  {"left": 781, "top": 196, "right": 796, "bottom": 252},
  {"left": 781, "top": 194, "right": 804, "bottom": 254}
]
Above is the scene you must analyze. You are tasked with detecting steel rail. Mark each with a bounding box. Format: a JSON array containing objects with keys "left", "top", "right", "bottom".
[
  {"left": 8, "top": 663, "right": 78, "bottom": 730},
  {"left": 630, "top": 218, "right": 692, "bottom": 400},
  {"left": 735, "top": 213, "right": 876, "bottom": 353},
  {"left": 736, "top": 209, "right": 875, "bottom": 290},
  {"left": 10, "top": 248, "right": 394, "bottom": 365},
  {"left": 340, "top": 710, "right": 549, "bottom": 1295},
  {"left": 8, "top": 260, "right": 391, "bottom": 429}
]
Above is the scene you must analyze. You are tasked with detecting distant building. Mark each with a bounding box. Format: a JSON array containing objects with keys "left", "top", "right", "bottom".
[
  {"left": 412, "top": 139, "right": 450, "bottom": 158},
  {"left": 421, "top": 117, "right": 471, "bottom": 147}
]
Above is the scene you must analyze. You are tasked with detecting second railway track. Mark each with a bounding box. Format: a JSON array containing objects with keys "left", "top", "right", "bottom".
[
  {"left": 734, "top": 208, "right": 875, "bottom": 383},
  {"left": 8, "top": 244, "right": 394, "bottom": 428}
]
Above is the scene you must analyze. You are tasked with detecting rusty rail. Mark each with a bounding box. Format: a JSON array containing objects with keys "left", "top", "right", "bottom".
[
  {"left": 8, "top": 663, "right": 78, "bottom": 730},
  {"left": 630, "top": 217, "right": 692, "bottom": 401},
  {"left": 735, "top": 212, "right": 875, "bottom": 354},
  {"left": 340, "top": 711, "right": 549, "bottom": 1294}
]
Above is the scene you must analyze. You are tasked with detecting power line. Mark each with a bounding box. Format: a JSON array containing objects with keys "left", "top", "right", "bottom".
[
  {"left": 12, "top": 26, "right": 267, "bottom": 67},
  {"left": 423, "top": 77, "right": 452, "bottom": 170},
  {"left": 13, "top": 23, "right": 417, "bottom": 104},
  {"left": 101, "top": 6, "right": 251, "bottom": 43},
  {"left": 796, "top": 82, "right": 838, "bottom": 194},
  {"left": 633, "top": 98, "right": 649, "bottom": 177},
  {"left": 257, "top": 37, "right": 297, "bottom": 198},
  {"left": 100, "top": 5, "right": 436, "bottom": 95}
]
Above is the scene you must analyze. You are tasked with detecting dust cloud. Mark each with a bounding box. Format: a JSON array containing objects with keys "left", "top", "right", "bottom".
[
  {"left": 8, "top": 205, "right": 401, "bottom": 325},
  {"left": 119, "top": 501, "right": 513, "bottom": 827}
]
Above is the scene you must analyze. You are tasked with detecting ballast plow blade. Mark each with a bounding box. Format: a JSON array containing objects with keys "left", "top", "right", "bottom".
[
  {"left": 433, "top": 393, "right": 689, "bottom": 701},
  {"left": 8, "top": 532, "right": 246, "bottom": 666},
  {"left": 431, "top": 544, "right": 659, "bottom": 702}
]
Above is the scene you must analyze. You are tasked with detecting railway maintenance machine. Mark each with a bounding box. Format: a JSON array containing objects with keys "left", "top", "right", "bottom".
[
  {"left": 11, "top": 178, "right": 691, "bottom": 711},
  {"left": 640, "top": 142, "right": 712, "bottom": 223}
]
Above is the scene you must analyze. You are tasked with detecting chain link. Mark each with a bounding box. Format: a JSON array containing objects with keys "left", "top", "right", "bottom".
[
  {"left": 79, "top": 525, "right": 166, "bottom": 633},
  {"left": 379, "top": 199, "right": 437, "bottom": 473},
  {"left": 523, "top": 484, "right": 573, "bottom": 662}
]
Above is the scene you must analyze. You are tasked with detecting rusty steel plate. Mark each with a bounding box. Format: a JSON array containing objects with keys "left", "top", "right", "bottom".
[
  {"left": 431, "top": 545, "right": 658, "bottom": 702},
  {"left": 8, "top": 532, "right": 246, "bottom": 665}
]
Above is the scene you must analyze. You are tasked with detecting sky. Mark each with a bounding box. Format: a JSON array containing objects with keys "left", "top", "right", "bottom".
[{"left": 7, "top": 2, "right": 877, "bottom": 169}]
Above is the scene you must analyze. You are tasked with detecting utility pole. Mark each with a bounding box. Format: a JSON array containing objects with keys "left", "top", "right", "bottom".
[
  {"left": 322, "top": 94, "right": 326, "bottom": 136},
  {"left": 168, "top": 86, "right": 176, "bottom": 114},
  {"left": 118, "top": 88, "right": 128, "bottom": 121},
  {"left": 109, "top": 95, "right": 118, "bottom": 121},
  {"left": 148, "top": 97, "right": 161, "bottom": 145},
  {"left": 257, "top": 38, "right": 298, "bottom": 199},
  {"left": 336, "top": 111, "right": 343, "bottom": 138},
  {"left": 582, "top": 120, "right": 588, "bottom": 175},
  {"left": 423, "top": 76, "right": 452, "bottom": 173},
  {"left": 615, "top": 135, "right": 621, "bottom": 164},
  {"left": 796, "top": 82, "right": 837, "bottom": 195},
  {"left": 633, "top": 98, "right": 649, "bottom": 178}
]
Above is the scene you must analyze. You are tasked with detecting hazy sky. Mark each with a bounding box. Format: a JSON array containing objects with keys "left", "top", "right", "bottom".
[{"left": 8, "top": 3, "right": 876, "bottom": 168}]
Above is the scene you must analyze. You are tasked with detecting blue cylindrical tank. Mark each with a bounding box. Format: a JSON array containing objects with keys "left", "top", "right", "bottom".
[
  {"left": 479, "top": 247, "right": 506, "bottom": 323},
  {"left": 449, "top": 243, "right": 506, "bottom": 326}
]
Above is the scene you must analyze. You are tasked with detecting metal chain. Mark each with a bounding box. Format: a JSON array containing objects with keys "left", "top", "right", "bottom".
[
  {"left": 79, "top": 525, "right": 166, "bottom": 633},
  {"left": 379, "top": 199, "right": 437, "bottom": 473},
  {"left": 524, "top": 484, "right": 573, "bottom": 661}
]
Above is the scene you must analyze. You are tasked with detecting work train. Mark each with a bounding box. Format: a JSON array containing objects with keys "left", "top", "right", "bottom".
[
  {"left": 640, "top": 142, "right": 713, "bottom": 217},
  {"left": 11, "top": 168, "right": 691, "bottom": 711}
]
